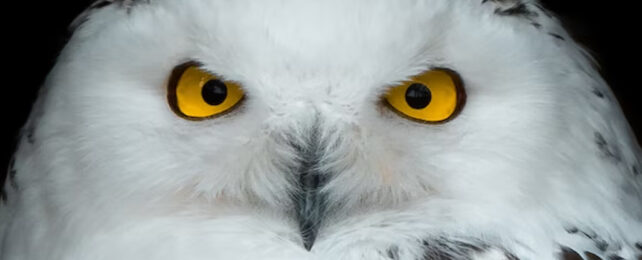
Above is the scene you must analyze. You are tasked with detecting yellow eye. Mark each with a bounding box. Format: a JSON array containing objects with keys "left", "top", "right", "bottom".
[
  {"left": 168, "top": 63, "right": 245, "bottom": 120},
  {"left": 384, "top": 69, "right": 465, "bottom": 123}
]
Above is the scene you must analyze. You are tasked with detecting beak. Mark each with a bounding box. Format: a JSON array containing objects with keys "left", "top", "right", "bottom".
[{"left": 291, "top": 123, "right": 328, "bottom": 251}]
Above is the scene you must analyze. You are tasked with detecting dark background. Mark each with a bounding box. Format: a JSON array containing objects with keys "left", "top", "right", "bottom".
[{"left": 2, "top": 1, "right": 639, "bottom": 181}]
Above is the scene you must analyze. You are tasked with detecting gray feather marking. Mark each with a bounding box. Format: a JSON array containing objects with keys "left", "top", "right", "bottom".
[
  {"left": 421, "top": 238, "right": 488, "bottom": 260},
  {"left": 69, "top": 0, "right": 148, "bottom": 32},
  {"left": 595, "top": 132, "right": 622, "bottom": 162},
  {"left": 559, "top": 246, "right": 583, "bottom": 260}
]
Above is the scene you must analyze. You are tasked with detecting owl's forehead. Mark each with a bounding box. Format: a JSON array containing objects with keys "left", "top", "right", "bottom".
[{"left": 154, "top": 0, "right": 460, "bottom": 78}]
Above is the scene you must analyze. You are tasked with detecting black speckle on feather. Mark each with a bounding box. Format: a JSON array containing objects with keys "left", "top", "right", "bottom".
[
  {"left": 386, "top": 246, "right": 400, "bottom": 260},
  {"left": 533, "top": 3, "right": 555, "bottom": 18},
  {"left": 93, "top": 1, "right": 113, "bottom": 8},
  {"left": 549, "top": 33, "right": 566, "bottom": 41},
  {"left": 607, "top": 255, "right": 624, "bottom": 260},
  {"left": 565, "top": 227, "right": 620, "bottom": 255},
  {"left": 585, "top": 252, "right": 603, "bottom": 260},
  {"left": 581, "top": 229, "right": 598, "bottom": 239},
  {"left": 559, "top": 247, "right": 583, "bottom": 260},
  {"left": 69, "top": 0, "right": 149, "bottom": 32},
  {"left": 566, "top": 226, "right": 579, "bottom": 234},
  {"left": 2, "top": 156, "right": 18, "bottom": 202},
  {"left": 505, "top": 251, "right": 521, "bottom": 260},
  {"left": 592, "top": 88, "right": 605, "bottom": 99},
  {"left": 8, "top": 168, "right": 18, "bottom": 191},
  {"left": 482, "top": 0, "right": 522, "bottom": 5},
  {"left": 594, "top": 239, "right": 609, "bottom": 252},
  {"left": 25, "top": 126, "right": 36, "bottom": 144},
  {"left": 494, "top": 3, "right": 539, "bottom": 18},
  {"left": 594, "top": 132, "right": 622, "bottom": 162},
  {"left": 8, "top": 156, "right": 18, "bottom": 191},
  {"left": 421, "top": 238, "right": 488, "bottom": 260}
]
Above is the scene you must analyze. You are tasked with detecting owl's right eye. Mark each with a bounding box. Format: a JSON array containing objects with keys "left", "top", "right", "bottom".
[
  {"left": 384, "top": 69, "right": 466, "bottom": 123},
  {"left": 167, "top": 63, "right": 245, "bottom": 120}
]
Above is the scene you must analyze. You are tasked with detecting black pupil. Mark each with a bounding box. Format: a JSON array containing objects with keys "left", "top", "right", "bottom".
[
  {"left": 405, "top": 83, "right": 432, "bottom": 109},
  {"left": 201, "top": 79, "right": 228, "bottom": 106}
]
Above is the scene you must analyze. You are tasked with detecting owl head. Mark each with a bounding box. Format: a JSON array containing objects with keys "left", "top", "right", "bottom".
[{"left": 3, "top": 0, "right": 641, "bottom": 259}]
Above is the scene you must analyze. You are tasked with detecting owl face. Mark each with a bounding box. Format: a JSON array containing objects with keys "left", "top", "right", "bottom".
[
  {"left": 5, "top": 0, "right": 641, "bottom": 258},
  {"left": 48, "top": 0, "right": 564, "bottom": 203}
]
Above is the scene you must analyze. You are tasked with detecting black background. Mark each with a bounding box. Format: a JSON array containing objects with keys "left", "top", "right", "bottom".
[{"left": 2, "top": 1, "right": 639, "bottom": 181}]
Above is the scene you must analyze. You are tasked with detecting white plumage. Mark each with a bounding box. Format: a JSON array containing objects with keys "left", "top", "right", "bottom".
[{"left": 1, "top": 0, "right": 641, "bottom": 259}]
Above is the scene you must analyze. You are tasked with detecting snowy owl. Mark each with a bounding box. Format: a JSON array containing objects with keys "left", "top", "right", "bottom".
[{"left": 1, "top": 0, "right": 641, "bottom": 259}]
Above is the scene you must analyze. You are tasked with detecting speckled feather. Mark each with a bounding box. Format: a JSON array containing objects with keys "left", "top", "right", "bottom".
[{"left": 69, "top": 0, "right": 146, "bottom": 31}]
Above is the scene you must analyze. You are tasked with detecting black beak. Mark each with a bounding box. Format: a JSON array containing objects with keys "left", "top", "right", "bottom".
[{"left": 292, "top": 125, "right": 328, "bottom": 251}]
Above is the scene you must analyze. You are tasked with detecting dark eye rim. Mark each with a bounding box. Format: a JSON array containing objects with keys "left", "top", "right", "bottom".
[
  {"left": 167, "top": 61, "right": 245, "bottom": 121},
  {"left": 383, "top": 68, "right": 467, "bottom": 124}
]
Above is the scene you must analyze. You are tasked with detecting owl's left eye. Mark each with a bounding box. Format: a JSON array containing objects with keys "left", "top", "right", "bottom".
[
  {"left": 384, "top": 69, "right": 466, "bottom": 123},
  {"left": 168, "top": 63, "right": 245, "bottom": 120}
]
